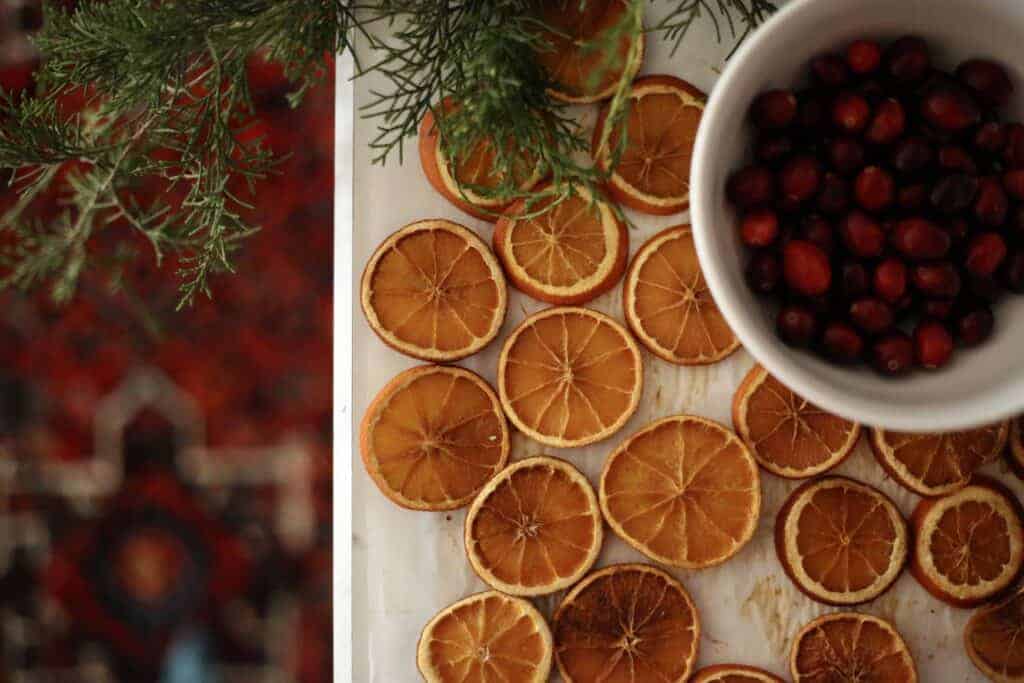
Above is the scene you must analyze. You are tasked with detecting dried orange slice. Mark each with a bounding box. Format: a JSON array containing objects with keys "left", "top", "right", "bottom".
[
  {"left": 533, "top": 0, "right": 644, "bottom": 104},
  {"left": 734, "top": 365, "right": 860, "bottom": 478},
  {"left": 869, "top": 423, "right": 1009, "bottom": 497},
  {"left": 464, "top": 456, "right": 602, "bottom": 596},
  {"left": 600, "top": 415, "right": 761, "bottom": 568},
  {"left": 594, "top": 75, "right": 704, "bottom": 215},
  {"left": 418, "top": 105, "right": 543, "bottom": 222},
  {"left": 690, "top": 665, "right": 785, "bottom": 683},
  {"left": 1008, "top": 416, "right": 1024, "bottom": 479},
  {"left": 553, "top": 563, "right": 699, "bottom": 683},
  {"left": 417, "top": 590, "right": 552, "bottom": 683},
  {"left": 910, "top": 476, "right": 1024, "bottom": 608},
  {"left": 497, "top": 306, "right": 643, "bottom": 448},
  {"left": 359, "top": 365, "right": 509, "bottom": 511},
  {"left": 361, "top": 220, "right": 507, "bottom": 361},
  {"left": 775, "top": 476, "right": 908, "bottom": 606},
  {"left": 965, "top": 586, "right": 1024, "bottom": 682},
  {"left": 623, "top": 225, "right": 739, "bottom": 365},
  {"left": 493, "top": 185, "right": 628, "bottom": 305},
  {"left": 789, "top": 612, "right": 917, "bottom": 682}
]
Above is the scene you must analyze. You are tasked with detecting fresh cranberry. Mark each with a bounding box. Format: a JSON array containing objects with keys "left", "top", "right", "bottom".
[
  {"left": 756, "top": 134, "right": 794, "bottom": 165},
  {"left": 832, "top": 92, "right": 871, "bottom": 134},
  {"left": 891, "top": 218, "right": 951, "bottom": 260},
  {"left": 1003, "top": 169, "right": 1024, "bottom": 200},
  {"left": 898, "top": 184, "right": 929, "bottom": 210},
  {"left": 777, "top": 304, "right": 818, "bottom": 347},
  {"left": 751, "top": 90, "right": 798, "bottom": 129},
  {"left": 873, "top": 259, "right": 908, "bottom": 304},
  {"left": 822, "top": 321, "right": 865, "bottom": 363},
  {"left": 780, "top": 155, "right": 821, "bottom": 205},
  {"left": 812, "top": 54, "right": 850, "bottom": 87},
  {"left": 847, "top": 40, "right": 882, "bottom": 75},
  {"left": 974, "top": 177, "right": 1009, "bottom": 226},
  {"left": 745, "top": 251, "right": 781, "bottom": 294},
  {"left": 850, "top": 298, "right": 894, "bottom": 334},
  {"left": 957, "top": 307, "right": 995, "bottom": 346},
  {"left": 912, "top": 263, "right": 962, "bottom": 298},
  {"left": 727, "top": 165, "right": 775, "bottom": 207},
  {"left": 865, "top": 99, "right": 905, "bottom": 145},
  {"left": 965, "top": 232, "right": 1008, "bottom": 277},
  {"left": 816, "top": 173, "right": 849, "bottom": 214},
  {"left": 975, "top": 122, "right": 1006, "bottom": 154},
  {"left": 914, "top": 320, "right": 954, "bottom": 369},
  {"left": 829, "top": 138, "right": 866, "bottom": 176},
  {"left": 938, "top": 145, "right": 978, "bottom": 174},
  {"left": 840, "top": 211, "right": 886, "bottom": 258},
  {"left": 885, "top": 36, "right": 931, "bottom": 83},
  {"left": 740, "top": 208, "right": 780, "bottom": 247},
  {"left": 956, "top": 59, "right": 1014, "bottom": 108},
  {"left": 799, "top": 214, "right": 835, "bottom": 254},
  {"left": 930, "top": 174, "right": 978, "bottom": 214},
  {"left": 871, "top": 332, "right": 915, "bottom": 375},
  {"left": 922, "top": 299, "right": 955, "bottom": 320},
  {"left": 890, "top": 137, "right": 933, "bottom": 175},
  {"left": 921, "top": 85, "right": 981, "bottom": 131},
  {"left": 854, "top": 166, "right": 894, "bottom": 211},
  {"left": 783, "top": 240, "right": 832, "bottom": 296}
]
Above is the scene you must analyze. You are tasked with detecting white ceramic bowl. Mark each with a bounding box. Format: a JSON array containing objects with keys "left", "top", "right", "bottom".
[{"left": 691, "top": 0, "right": 1024, "bottom": 432}]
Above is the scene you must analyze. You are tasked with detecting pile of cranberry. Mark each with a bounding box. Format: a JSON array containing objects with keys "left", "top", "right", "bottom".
[{"left": 728, "top": 36, "right": 1024, "bottom": 375}]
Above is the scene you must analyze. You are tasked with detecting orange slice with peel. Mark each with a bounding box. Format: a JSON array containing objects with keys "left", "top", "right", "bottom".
[
  {"left": 623, "top": 225, "right": 739, "bottom": 365},
  {"left": 910, "top": 476, "right": 1024, "bottom": 608},
  {"left": 869, "top": 422, "right": 1009, "bottom": 497},
  {"left": 553, "top": 563, "right": 699, "bottom": 683},
  {"left": 734, "top": 365, "right": 860, "bottom": 478},
  {"left": 1007, "top": 416, "right": 1024, "bottom": 479},
  {"left": 964, "top": 585, "right": 1024, "bottom": 682},
  {"left": 418, "top": 104, "right": 543, "bottom": 222},
  {"left": 417, "top": 590, "right": 553, "bottom": 683},
  {"left": 361, "top": 219, "right": 507, "bottom": 362},
  {"left": 493, "top": 184, "right": 628, "bottom": 305},
  {"left": 594, "top": 74, "right": 704, "bottom": 215},
  {"left": 534, "top": 0, "right": 645, "bottom": 104},
  {"left": 600, "top": 414, "right": 761, "bottom": 569},
  {"left": 464, "top": 456, "right": 602, "bottom": 596},
  {"left": 775, "top": 476, "right": 908, "bottom": 606},
  {"left": 690, "top": 665, "right": 785, "bottom": 683},
  {"left": 789, "top": 612, "right": 918, "bottom": 683},
  {"left": 359, "top": 365, "right": 509, "bottom": 511},
  {"left": 497, "top": 306, "right": 643, "bottom": 448}
]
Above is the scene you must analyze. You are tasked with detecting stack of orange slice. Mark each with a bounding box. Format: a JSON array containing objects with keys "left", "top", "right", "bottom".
[
  {"left": 623, "top": 225, "right": 739, "bottom": 365},
  {"left": 789, "top": 612, "right": 918, "bottom": 682}
]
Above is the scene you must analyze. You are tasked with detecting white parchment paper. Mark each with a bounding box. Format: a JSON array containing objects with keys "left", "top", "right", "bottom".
[{"left": 350, "top": 8, "right": 1019, "bottom": 680}]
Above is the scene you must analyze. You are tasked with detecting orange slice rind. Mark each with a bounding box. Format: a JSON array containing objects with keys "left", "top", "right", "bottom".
[
  {"left": 361, "top": 219, "right": 508, "bottom": 362},
  {"left": 600, "top": 414, "right": 761, "bottom": 569},
  {"left": 964, "top": 586, "right": 1024, "bottom": 682},
  {"left": 417, "top": 590, "right": 553, "bottom": 683},
  {"left": 464, "top": 456, "right": 602, "bottom": 596},
  {"left": 1007, "top": 416, "right": 1024, "bottom": 480},
  {"left": 497, "top": 306, "right": 643, "bottom": 448},
  {"left": 789, "top": 612, "right": 917, "bottom": 683},
  {"left": 623, "top": 225, "right": 739, "bottom": 365},
  {"left": 553, "top": 563, "right": 699, "bottom": 683},
  {"left": 359, "top": 365, "right": 509, "bottom": 511},
  {"left": 690, "top": 664, "right": 785, "bottom": 683}
]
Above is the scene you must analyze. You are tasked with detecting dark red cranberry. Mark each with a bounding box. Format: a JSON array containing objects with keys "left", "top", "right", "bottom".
[
  {"left": 890, "top": 137, "right": 933, "bottom": 175},
  {"left": 756, "top": 134, "right": 794, "bottom": 165},
  {"left": 956, "top": 59, "right": 1014, "bottom": 108},
  {"left": 727, "top": 165, "right": 775, "bottom": 207},
  {"left": 914, "top": 320, "right": 954, "bottom": 369},
  {"left": 921, "top": 85, "right": 981, "bottom": 131},
  {"left": 822, "top": 321, "right": 865, "bottom": 363},
  {"left": 885, "top": 36, "right": 930, "bottom": 83},
  {"left": 966, "top": 232, "right": 1008, "bottom": 277},
  {"left": 1003, "top": 169, "right": 1024, "bottom": 200},
  {"left": 816, "top": 173, "right": 849, "bottom": 215},
  {"left": 740, "top": 208, "right": 780, "bottom": 247},
  {"left": 832, "top": 92, "right": 871, "bottom": 134},
  {"left": 829, "top": 138, "right": 866, "bottom": 176},
  {"left": 957, "top": 306, "right": 995, "bottom": 346},
  {"left": 745, "top": 251, "right": 781, "bottom": 294},
  {"left": 751, "top": 90, "right": 798, "bottom": 129},
  {"left": 777, "top": 304, "right": 818, "bottom": 347},
  {"left": 898, "top": 184, "right": 928, "bottom": 210},
  {"left": 799, "top": 214, "right": 835, "bottom": 254},
  {"left": 912, "top": 262, "right": 962, "bottom": 298},
  {"left": 798, "top": 91, "right": 830, "bottom": 132},
  {"left": 873, "top": 258, "right": 908, "bottom": 304},
  {"left": 1005, "top": 123, "right": 1024, "bottom": 168},
  {"left": 840, "top": 261, "right": 871, "bottom": 299},
  {"left": 812, "top": 54, "right": 850, "bottom": 87},
  {"left": 853, "top": 166, "right": 894, "bottom": 211},
  {"left": 1001, "top": 249, "right": 1024, "bottom": 292},
  {"left": 891, "top": 218, "right": 951, "bottom": 260},
  {"left": 929, "top": 174, "right": 978, "bottom": 214},
  {"left": 841, "top": 213, "right": 885, "bottom": 259},
  {"left": 780, "top": 155, "right": 822, "bottom": 205},
  {"left": 922, "top": 299, "right": 955, "bottom": 320},
  {"left": 783, "top": 240, "right": 832, "bottom": 296},
  {"left": 938, "top": 145, "right": 978, "bottom": 174},
  {"left": 865, "top": 99, "right": 905, "bottom": 145},
  {"left": 871, "top": 332, "right": 914, "bottom": 375},
  {"left": 974, "top": 177, "right": 1009, "bottom": 226},
  {"left": 974, "top": 122, "right": 1006, "bottom": 154},
  {"left": 850, "top": 298, "right": 894, "bottom": 334},
  {"left": 846, "top": 40, "right": 882, "bottom": 75}
]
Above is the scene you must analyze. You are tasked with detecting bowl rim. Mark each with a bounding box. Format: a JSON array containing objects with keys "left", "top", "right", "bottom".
[{"left": 690, "top": 0, "right": 1024, "bottom": 432}]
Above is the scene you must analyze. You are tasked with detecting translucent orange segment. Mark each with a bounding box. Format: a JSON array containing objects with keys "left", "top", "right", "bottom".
[
  {"left": 793, "top": 615, "right": 915, "bottom": 682},
  {"left": 882, "top": 425, "right": 1003, "bottom": 491},
  {"left": 967, "top": 590, "right": 1024, "bottom": 679},
  {"left": 630, "top": 228, "right": 736, "bottom": 362},
  {"left": 612, "top": 93, "right": 700, "bottom": 198},
  {"left": 423, "top": 593, "right": 548, "bottom": 682},
  {"left": 795, "top": 486, "right": 899, "bottom": 593},
  {"left": 930, "top": 500, "right": 1012, "bottom": 584},
  {"left": 508, "top": 194, "right": 608, "bottom": 287},
  {"left": 555, "top": 567, "right": 697, "bottom": 683}
]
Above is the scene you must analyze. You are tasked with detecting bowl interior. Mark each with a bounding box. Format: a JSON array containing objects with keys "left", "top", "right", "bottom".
[{"left": 692, "top": 0, "right": 1024, "bottom": 431}]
